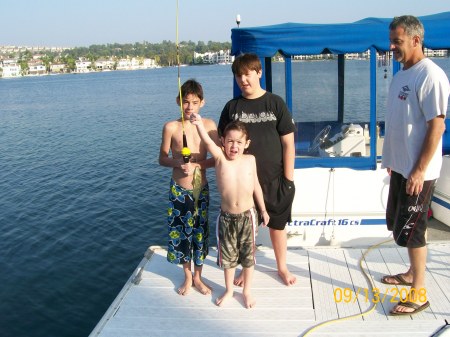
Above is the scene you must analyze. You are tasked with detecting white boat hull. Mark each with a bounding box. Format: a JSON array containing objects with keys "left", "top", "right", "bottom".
[
  {"left": 257, "top": 163, "right": 393, "bottom": 247},
  {"left": 431, "top": 155, "right": 450, "bottom": 227},
  {"left": 258, "top": 155, "right": 450, "bottom": 248}
]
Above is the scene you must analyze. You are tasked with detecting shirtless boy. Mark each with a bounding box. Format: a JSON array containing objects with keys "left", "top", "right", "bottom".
[
  {"left": 159, "top": 79, "right": 218, "bottom": 295},
  {"left": 190, "top": 112, "right": 270, "bottom": 309}
]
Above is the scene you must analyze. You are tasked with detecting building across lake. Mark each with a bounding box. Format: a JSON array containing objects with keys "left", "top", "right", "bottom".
[{"left": 1, "top": 44, "right": 448, "bottom": 78}]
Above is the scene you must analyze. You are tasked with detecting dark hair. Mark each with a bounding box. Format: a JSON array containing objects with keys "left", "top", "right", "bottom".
[
  {"left": 178, "top": 79, "right": 204, "bottom": 100},
  {"left": 223, "top": 120, "right": 249, "bottom": 140},
  {"left": 231, "top": 53, "right": 262, "bottom": 76},
  {"left": 389, "top": 15, "right": 424, "bottom": 43}
]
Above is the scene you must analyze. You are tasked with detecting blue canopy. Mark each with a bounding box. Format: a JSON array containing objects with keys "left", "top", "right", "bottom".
[{"left": 232, "top": 12, "right": 450, "bottom": 57}]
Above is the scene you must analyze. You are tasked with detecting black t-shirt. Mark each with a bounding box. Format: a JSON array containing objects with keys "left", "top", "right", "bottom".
[{"left": 218, "top": 92, "right": 296, "bottom": 184}]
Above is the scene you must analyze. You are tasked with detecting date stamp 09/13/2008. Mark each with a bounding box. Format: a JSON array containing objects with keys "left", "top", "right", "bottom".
[{"left": 333, "top": 287, "right": 427, "bottom": 304}]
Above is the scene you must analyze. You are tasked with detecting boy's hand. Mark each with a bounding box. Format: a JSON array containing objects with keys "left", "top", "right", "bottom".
[
  {"left": 181, "top": 162, "right": 193, "bottom": 176},
  {"left": 261, "top": 211, "right": 270, "bottom": 227},
  {"left": 190, "top": 113, "right": 202, "bottom": 125}
]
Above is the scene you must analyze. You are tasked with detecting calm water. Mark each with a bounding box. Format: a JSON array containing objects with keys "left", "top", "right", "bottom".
[
  {"left": 0, "top": 66, "right": 228, "bottom": 337},
  {"left": 1, "top": 59, "right": 449, "bottom": 337}
]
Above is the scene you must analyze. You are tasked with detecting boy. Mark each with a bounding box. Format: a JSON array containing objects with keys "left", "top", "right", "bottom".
[
  {"left": 190, "top": 112, "right": 270, "bottom": 309},
  {"left": 159, "top": 79, "right": 218, "bottom": 296},
  {"left": 218, "top": 53, "right": 297, "bottom": 286}
]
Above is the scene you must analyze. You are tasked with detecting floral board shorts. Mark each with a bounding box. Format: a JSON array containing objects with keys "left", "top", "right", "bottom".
[{"left": 166, "top": 178, "right": 209, "bottom": 266}]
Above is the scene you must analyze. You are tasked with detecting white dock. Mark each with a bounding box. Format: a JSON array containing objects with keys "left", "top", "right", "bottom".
[{"left": 90, "top": 242, "right": 450, "bottom": 337}]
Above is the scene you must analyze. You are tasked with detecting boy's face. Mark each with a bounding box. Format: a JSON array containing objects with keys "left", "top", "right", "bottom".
[
  {"left": 234, "top": 69, "right": 262, "bottom": 98},
  {"left": 221, "top": 130, "right": 250, "bottom": 160},
  {"left": 177, "top": 93, "right": 204, "bottom": 119}
]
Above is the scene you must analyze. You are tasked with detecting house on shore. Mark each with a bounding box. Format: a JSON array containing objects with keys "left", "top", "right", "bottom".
[
  {"left": 194, "top": 49, "right": 234, "bottom": 64},
  {"left": 0, "top": 59, "right": 21, "bottom": 78}
]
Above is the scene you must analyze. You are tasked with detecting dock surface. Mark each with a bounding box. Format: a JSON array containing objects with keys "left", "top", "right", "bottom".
[{"left": 90, "top": 242, "right": 450, "bottom": 337}]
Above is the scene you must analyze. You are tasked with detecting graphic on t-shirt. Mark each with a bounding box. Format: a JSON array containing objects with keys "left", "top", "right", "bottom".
[
  {"left": 398, "top": 85, "right": 410, "bottom": 101},
  {"left": 236, "top": 111, "right": 277, "bottom": 123}
]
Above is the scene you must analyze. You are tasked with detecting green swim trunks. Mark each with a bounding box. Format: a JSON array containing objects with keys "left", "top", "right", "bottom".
[{"left": 216, "top": 208, "right": 257, "bottom": 269}]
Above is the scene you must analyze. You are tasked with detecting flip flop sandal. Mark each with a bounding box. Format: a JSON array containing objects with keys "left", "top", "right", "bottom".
[
  {"left": 381, "top": 274, "right": 412, "bottom": 286},
  {"left": 390, "top": 301, "right": 430, "bottom": 316}
]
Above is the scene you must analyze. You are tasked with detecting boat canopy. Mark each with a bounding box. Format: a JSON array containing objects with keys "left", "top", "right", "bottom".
[
  {"left": 230, "top": 12, "right": 450, "bottom": 170},
  {"left": 232, "top": 12, "right": 450, "bottom": 57}
]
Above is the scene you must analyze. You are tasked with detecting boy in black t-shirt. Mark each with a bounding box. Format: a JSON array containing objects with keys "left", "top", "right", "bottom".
[{"left": 218, "top": 53, "right": 297, "bottom": 286}]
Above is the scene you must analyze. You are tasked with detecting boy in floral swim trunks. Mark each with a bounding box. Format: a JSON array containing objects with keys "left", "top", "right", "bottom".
[
  {"left": 190, "top": 112, "right": 270, "bottom": 309},
  {"left": 159, "top": 79, "right": 218, "bottom": 296}
]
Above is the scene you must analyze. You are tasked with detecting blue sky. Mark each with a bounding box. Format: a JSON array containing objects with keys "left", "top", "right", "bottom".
[{"left": 1, "top": 0, "right": 449, "bottom": 47}]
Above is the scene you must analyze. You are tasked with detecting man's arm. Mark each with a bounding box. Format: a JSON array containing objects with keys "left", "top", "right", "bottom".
[
  {"left": 280, "top": 132, "right": 295, "bottom": 181},
  {"left": 408, "top": 115, "right": 446, "bottom": 195}
]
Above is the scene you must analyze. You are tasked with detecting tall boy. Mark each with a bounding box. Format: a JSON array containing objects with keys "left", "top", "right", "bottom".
[
  {"left": 218, "top": 53, "right": 297, "bottom": 286},
  {"left": 159, "top": 79, "right": 218, "bottom": 295},
  {"left": 190, "top": 112, "right": 270, "bottom": 308}
]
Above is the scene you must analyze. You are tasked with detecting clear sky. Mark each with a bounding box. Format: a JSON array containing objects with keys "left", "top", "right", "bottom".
[{"left": 1, "top": 0, "right": 449, "bottom": 47}]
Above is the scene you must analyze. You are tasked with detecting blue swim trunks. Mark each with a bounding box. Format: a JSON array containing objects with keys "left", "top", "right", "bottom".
[{"left": 166, "top": 178, "right": 209, "bottom": 266}]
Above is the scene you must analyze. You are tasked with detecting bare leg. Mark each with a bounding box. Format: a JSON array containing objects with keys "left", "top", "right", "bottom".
[
  {"left": 233, "top": 269, "right": 244, "bottom": 287},
  {"left": 216, "top": 267, "right": 235, "bottom": 306},
  {"left": 178, "top": 262, "right": 193, "bottom": 295},
  {"left": 391, "top": 246, "right": 428, "bottom": 314},
  {"left": 270, "top": 227, "right": 296, "bottom": 286},
  {"left": 242, "top": 266, "right": 256, "bottom": 308},
  {"left": 193, "top": 265, "right": 212, "bottom": 295}
]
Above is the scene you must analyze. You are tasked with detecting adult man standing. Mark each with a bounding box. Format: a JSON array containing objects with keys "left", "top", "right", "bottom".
[{"left": 381, "top": 15, "right": 449, "bottom": 315}]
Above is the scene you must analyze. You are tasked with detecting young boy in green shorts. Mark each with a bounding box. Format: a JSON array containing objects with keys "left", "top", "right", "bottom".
[{"left": 190, "top": 112, "right": 270, "bottom": 309}]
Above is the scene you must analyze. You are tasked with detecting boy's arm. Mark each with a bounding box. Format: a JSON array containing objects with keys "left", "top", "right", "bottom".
[
  {"left": 194, "top": 120, "right": 220, "bottom": 169},
  {"left": 190, "top": 113, "right": 223, "bottom": 160},
  {"left": 159, "top": 122, "right": 182, "bottom": 168},
  {"left": 195, "top": 157, "right": 215, "bottom": 170},
  {"left": 252, "top": 156, "right": 270, "bottom": 226},
  {"left": 281, "top": 132, "right": 295, "bottom": 181}
]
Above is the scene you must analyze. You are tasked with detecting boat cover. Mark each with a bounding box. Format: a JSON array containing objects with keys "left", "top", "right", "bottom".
[{"left": 232, "top": 12, "right": 450, "bottom": 57}]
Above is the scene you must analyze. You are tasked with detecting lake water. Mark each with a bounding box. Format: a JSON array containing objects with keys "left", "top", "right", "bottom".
[{"left": 1, "top": 59, "right": 449, "bottom": 337}]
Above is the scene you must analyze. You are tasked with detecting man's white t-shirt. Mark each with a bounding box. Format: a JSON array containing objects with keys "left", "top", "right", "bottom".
[{"left": 382, "top": 58, "right": 449, "bottom": 180}]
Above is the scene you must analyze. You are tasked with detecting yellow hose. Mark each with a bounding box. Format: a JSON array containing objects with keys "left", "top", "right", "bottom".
[{"left": 302, "top": 237, "right": 394, "bottom": 336}]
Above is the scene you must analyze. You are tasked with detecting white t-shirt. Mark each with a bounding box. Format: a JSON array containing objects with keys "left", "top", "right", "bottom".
[{"left": 382, "top": 58, "right": 449, "bottom": 180}]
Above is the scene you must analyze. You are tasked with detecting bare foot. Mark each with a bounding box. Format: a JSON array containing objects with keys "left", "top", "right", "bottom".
[
  {"left": 233, "top": 271, "right": 244, "bottom": 287},
  {"left": 215, "top": 290, "right": 234, "bottom": 306},
  {"left": 243, "top": 292, "right": 256, "bottom": 309},
  {"left": 193, "top": 277, "right": 212, "bottom": 295},
  {"left": 178, "top": 278, "right": 192, "bottom": 296},
  {"left": 278, "top": 269, "right": 297, "bottom": 286}
]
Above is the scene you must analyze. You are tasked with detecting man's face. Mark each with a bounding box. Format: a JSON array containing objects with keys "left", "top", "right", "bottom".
[{"left": 389, "top": 26, "right": 417, "bottom": 65}]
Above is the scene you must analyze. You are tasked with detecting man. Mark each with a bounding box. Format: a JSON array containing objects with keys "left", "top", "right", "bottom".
[{"left": 381, "top": 15, "right": 449, "bottom": 315}]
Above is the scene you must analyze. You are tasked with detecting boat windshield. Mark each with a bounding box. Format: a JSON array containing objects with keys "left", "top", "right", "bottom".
[{"left": 261, "top": 51, "right": 388, "bottom": 170}]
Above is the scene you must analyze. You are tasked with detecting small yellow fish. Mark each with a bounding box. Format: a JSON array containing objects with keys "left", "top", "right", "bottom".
[{"left": 192, "top": 167, "right": 202, "bottom": 217}]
